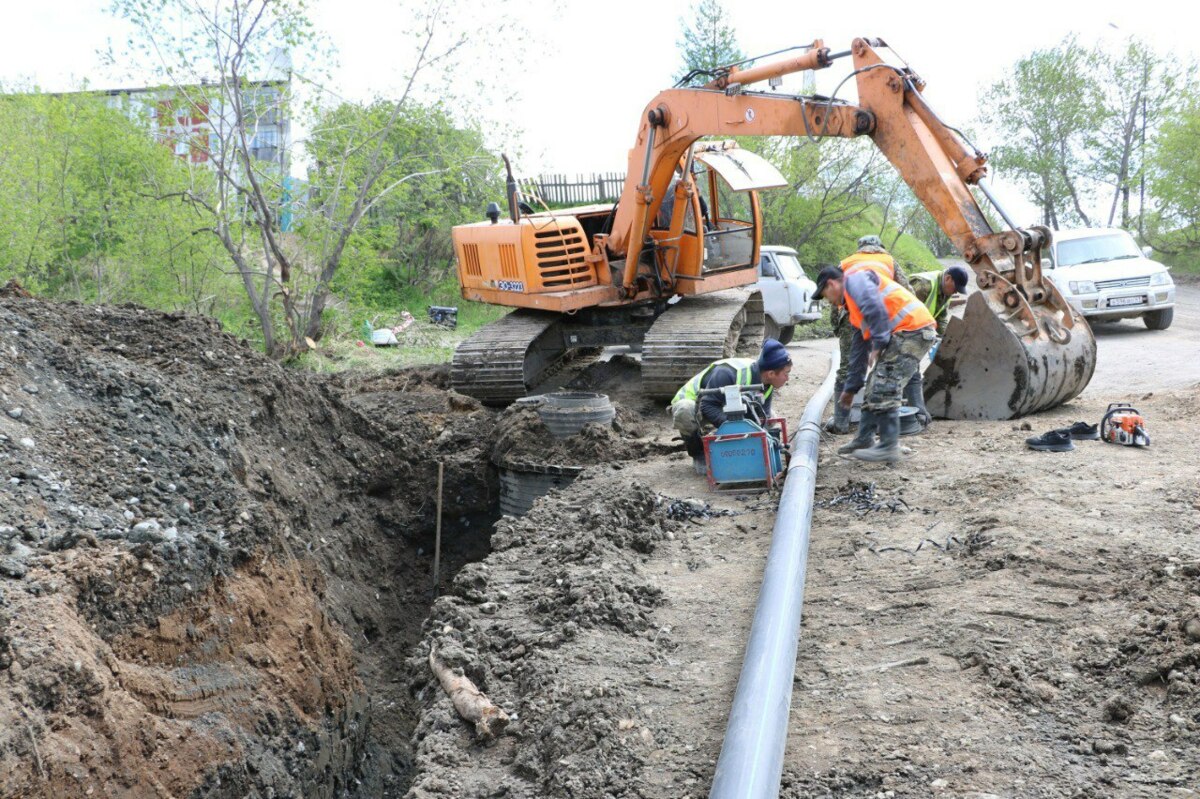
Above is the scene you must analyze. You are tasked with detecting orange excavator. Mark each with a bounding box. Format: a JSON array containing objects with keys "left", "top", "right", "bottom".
[{"left": 449, "top": 38, "right": 1095, "bottom": 419}]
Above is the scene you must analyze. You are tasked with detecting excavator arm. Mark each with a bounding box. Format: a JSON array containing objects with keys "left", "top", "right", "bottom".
[{"left": 603, "top": 37, "right": 1095, "bottom": 419}]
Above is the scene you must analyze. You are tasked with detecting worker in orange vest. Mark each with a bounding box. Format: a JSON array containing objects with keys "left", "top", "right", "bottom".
[
  {"left": 815, "top": 265, "right": 936, "bottom": 462},
  {"left": 824, "top": 235, "right": 912, "bottom": 434}
]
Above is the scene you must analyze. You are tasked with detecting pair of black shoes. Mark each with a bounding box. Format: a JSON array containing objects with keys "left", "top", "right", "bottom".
[{"left": 1026, "top": 422, "right": 1100, "bottom": 452}]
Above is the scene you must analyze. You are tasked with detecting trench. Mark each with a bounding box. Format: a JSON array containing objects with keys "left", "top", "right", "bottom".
[
  {"left": 347, "top": 385, "right": 643, "bottom": 796},
  {"left": 351, "top": 449, "right": 505, "bottom": 798}
]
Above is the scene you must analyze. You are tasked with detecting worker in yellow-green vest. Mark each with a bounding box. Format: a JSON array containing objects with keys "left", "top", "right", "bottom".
[
  {"left": 669, "top": 339, "right": 793, "bottom": 475},
  {"left": 910, "top": 265, "right": 970, "bottom": 337}
]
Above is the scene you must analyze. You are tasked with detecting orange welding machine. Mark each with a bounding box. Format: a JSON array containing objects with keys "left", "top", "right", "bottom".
[{"left": 1100, "top": 403, "right": 1150, "bottom": 447}]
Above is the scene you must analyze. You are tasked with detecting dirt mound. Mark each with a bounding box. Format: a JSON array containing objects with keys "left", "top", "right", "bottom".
[
  {"left": 489, "top": 402, "right": 677, "bottom": 468},
  {"left": 403, "top": 471, "right": 689, "bottom": 797},
  {"left": 559, "top": 353, "right": 656, "bottom": 412},
  {"left": 0, "top": 294, "right": 497, "bottom": 797}
]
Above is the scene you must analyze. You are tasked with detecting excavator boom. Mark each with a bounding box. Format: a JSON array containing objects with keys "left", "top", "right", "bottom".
[
  {"left": 603, "top": 38, "right": 1094, "bottom": 418},
  {"left": 450, "top": 38, "right": 1096, "bottom": 417}
]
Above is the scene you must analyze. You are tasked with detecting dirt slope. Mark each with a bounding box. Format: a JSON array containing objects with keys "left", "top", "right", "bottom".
[{"left": 0, "top": 289, "right": 496, "bottom": 797}]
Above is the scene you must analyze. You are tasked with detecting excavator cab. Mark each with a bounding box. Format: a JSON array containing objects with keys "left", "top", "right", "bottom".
[
  {"left": 646, "top": 143, "right": 786, "bottom": 287},
  {"left": 694, "top": 146, "right": 784, "bottom": 273}
]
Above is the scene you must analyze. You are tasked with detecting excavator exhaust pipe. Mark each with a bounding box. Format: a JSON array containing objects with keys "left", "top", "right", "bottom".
[{"left": 924, "top": 285, "right": 1096, "bottom": 420}]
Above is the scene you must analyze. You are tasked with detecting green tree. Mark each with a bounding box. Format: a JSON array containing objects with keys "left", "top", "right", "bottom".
[
  {"left": 1086, "top": 39, "right": 1191, "bottom": 231},
  {"left": 306, "top": 99, "right": 498, "bottom": 310},
  {"left": 0, "top": 93, "right": 231, "bottom": 311},
  {"left": 981, "top": 37, "right": 1096, "bottom": 228},
  {"left": 674, "top": 0, "right": 744, "bottom": 84},
  {"left": 1145, "top": 90, "right": 1200, "bottom": 254},
  {"left": 109, "top": 0, "right": 498, "bottom": 357}
]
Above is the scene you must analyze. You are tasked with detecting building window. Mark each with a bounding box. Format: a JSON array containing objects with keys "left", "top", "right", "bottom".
[{"left": 253, "top": 128, "right": 279, "bottom": 149}]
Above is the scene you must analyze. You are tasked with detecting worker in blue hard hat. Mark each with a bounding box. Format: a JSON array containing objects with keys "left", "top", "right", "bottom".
[{"left": 669, "top": 339, "right": 793, "bottom": 475}]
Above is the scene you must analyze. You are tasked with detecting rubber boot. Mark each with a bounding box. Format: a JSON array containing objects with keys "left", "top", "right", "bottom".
[
  {"left": 853, "top": 408, "right": 904, "bottom": 462},
  {"left": 838, "top": 408, "right": 877, "bottom": 454},
  {"left": 684, "top": 433, "right": 708, "bottom": 476},
  {"left": 823, "top": 383, "right": 849, "bottom": 434},
  {"left": 903, "top": 376, "right": 931, "bottom": 428}
]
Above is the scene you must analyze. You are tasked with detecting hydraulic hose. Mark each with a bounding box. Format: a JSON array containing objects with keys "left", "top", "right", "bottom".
[{"left": 709, "top": 342, "right": 839, "bottom": 799}]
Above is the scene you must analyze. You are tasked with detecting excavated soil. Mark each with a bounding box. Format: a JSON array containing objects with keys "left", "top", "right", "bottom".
[
  {"left": 0, "top": 287, "right": 503, "bottom": 797},
  {"left": 4, "top": 284, "right": 1199, "bottom": 799},
  {"left": 398, "top": 340, "right": 1200, "bottom": 798},
  {"left": 489, "top": 402, "right": 675, "bottom": 469}
]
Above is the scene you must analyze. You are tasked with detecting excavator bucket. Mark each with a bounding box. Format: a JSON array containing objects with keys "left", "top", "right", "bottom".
[{"left": 924, "top": 290, "right": 1096, "bottom": 420}]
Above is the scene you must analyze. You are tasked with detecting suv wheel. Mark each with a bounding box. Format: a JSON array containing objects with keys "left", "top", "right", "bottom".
[
  {"left": 777, "top": 325, "right": 795, "bottom": 345},
  {"left": 765, "top": 317, "right": 781, "bottom": 341},
  {"left": 1144, "top": 307, "right": 1173, "bottom": 330}
]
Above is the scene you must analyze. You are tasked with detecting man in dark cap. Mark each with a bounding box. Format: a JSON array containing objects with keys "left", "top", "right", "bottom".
[
  {"left": 910, "top": 265, "right": 969, "bottom": 337},
  {"left": 824, "top": 235, "right": 913, "bottom": 434},
  {"left": 669, "top": 339, "right": 793, "bottom": 475},
  {"left": 814, "top": 266, "right": 936, "bottom": 462}
]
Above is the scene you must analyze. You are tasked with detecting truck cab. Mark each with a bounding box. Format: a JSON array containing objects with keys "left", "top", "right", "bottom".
[
  {"left": 755, "top": 245, "right": 820, "bottom": 344},
  {"left": 1042, "top": 228, "right": 1175, "bottom": 330}
]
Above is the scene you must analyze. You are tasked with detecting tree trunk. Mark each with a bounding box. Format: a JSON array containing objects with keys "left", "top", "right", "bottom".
[{"left": 1107, "top": 96, "right": 1141, "bottom": 227}]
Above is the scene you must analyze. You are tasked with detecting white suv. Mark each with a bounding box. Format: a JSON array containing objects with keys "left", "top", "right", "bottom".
[
  {"left": 1044, "top": 227, "right": 1175, "bottom": 330},
  {"left": 756, "top": 245, "right": 821, "bottom": 344}
]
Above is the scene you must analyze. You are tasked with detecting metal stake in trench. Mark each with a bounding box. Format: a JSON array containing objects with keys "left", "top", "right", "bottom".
[{"left": 433, "top": 461, "right": 444, "bottom": 592}]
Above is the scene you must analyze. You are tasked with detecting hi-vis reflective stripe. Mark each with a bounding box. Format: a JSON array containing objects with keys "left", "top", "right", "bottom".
[
  {"left": 845, "top": 273, "right": 935, "bottom": 340},
  {"left": 890, "top": 300, "right": 926, "bottom": 327},
  {"left": 671, "top": 357, "right": 773, "bottom": 406}
]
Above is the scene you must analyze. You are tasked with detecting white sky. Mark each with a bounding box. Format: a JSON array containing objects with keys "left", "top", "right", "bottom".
[{"left": 1, "top": 0, "right": 1195, "bottom": 225}]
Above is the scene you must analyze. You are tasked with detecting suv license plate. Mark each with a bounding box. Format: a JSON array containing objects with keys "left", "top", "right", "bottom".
[{"left": 1108, "top": 295, "right": 1145, "bottom": 308}]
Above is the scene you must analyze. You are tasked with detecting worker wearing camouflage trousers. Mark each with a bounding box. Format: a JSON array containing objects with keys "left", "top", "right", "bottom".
[
  {"left": 815, "top": 265, "right": 936, "bottom": 462},
  {"left": 824, "top": 307, "right": 856, "bottom": 433},
  {"left": 824, "top": 235, "right": 912, "bottom": 435}
]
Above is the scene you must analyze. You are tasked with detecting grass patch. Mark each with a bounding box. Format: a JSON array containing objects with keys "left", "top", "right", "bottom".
[{"left": 296, "top": 288, "right": 507, "bottom": 374}]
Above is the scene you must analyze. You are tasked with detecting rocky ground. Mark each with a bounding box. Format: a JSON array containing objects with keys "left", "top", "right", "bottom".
[{"left": 2, "top": 282, "right": 1197, "bottom": 798}]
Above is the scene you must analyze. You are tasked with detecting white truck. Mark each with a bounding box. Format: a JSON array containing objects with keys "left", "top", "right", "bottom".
[
  {"left": 1043, "top": 227, "right": 1176, "bottom": 330},
  {"left": 755, "top": 245, "right": 821, "bottom": 344}
]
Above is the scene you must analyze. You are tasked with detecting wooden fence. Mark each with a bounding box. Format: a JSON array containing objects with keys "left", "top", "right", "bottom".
[{"left": 534, "top": 172, "right": 626, "bottom": 206}]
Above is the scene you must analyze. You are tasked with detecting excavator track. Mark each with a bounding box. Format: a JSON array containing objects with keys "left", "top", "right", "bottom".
[
  {"left": 641, "top": 289, "right": 765, "bottom": 400},
  {"left": 451, "top": 310, "right": 567, "bottom": 405}
]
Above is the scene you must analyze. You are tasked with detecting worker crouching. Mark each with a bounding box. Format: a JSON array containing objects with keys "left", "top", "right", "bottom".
[
  {"left": 815, "top": 266, "right": 936, "bottom": 462},
  {"left": 669, "top": 339, "right": 793, "bottom": 475}
]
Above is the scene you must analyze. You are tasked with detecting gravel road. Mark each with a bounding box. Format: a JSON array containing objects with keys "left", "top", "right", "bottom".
[{"left": 1084, "top": 281, "right": 1200, "bottom": 396}]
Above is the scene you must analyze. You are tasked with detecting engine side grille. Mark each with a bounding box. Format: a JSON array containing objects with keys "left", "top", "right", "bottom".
[
  {"left": 461, "top": 244, "right": 482, "bottom": 277},
  {"left": 499, "top": 244, "right": 520, "bottom": 279},
  {"left": 533, "top": 225, "right": 591, "bottom": 287}
]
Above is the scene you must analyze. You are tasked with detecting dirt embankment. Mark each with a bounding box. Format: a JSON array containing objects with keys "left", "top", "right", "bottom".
[
  {"left": 0, "top": 289, "right": 497, "bottom": 797},
  {"left": 403, "top": 470, "right": 731, "bottom": 798}
]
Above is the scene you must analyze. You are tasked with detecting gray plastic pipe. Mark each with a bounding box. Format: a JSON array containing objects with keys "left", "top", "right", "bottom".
[{"left": 709, "top": 343, "right": 840, "bottom": 799}]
